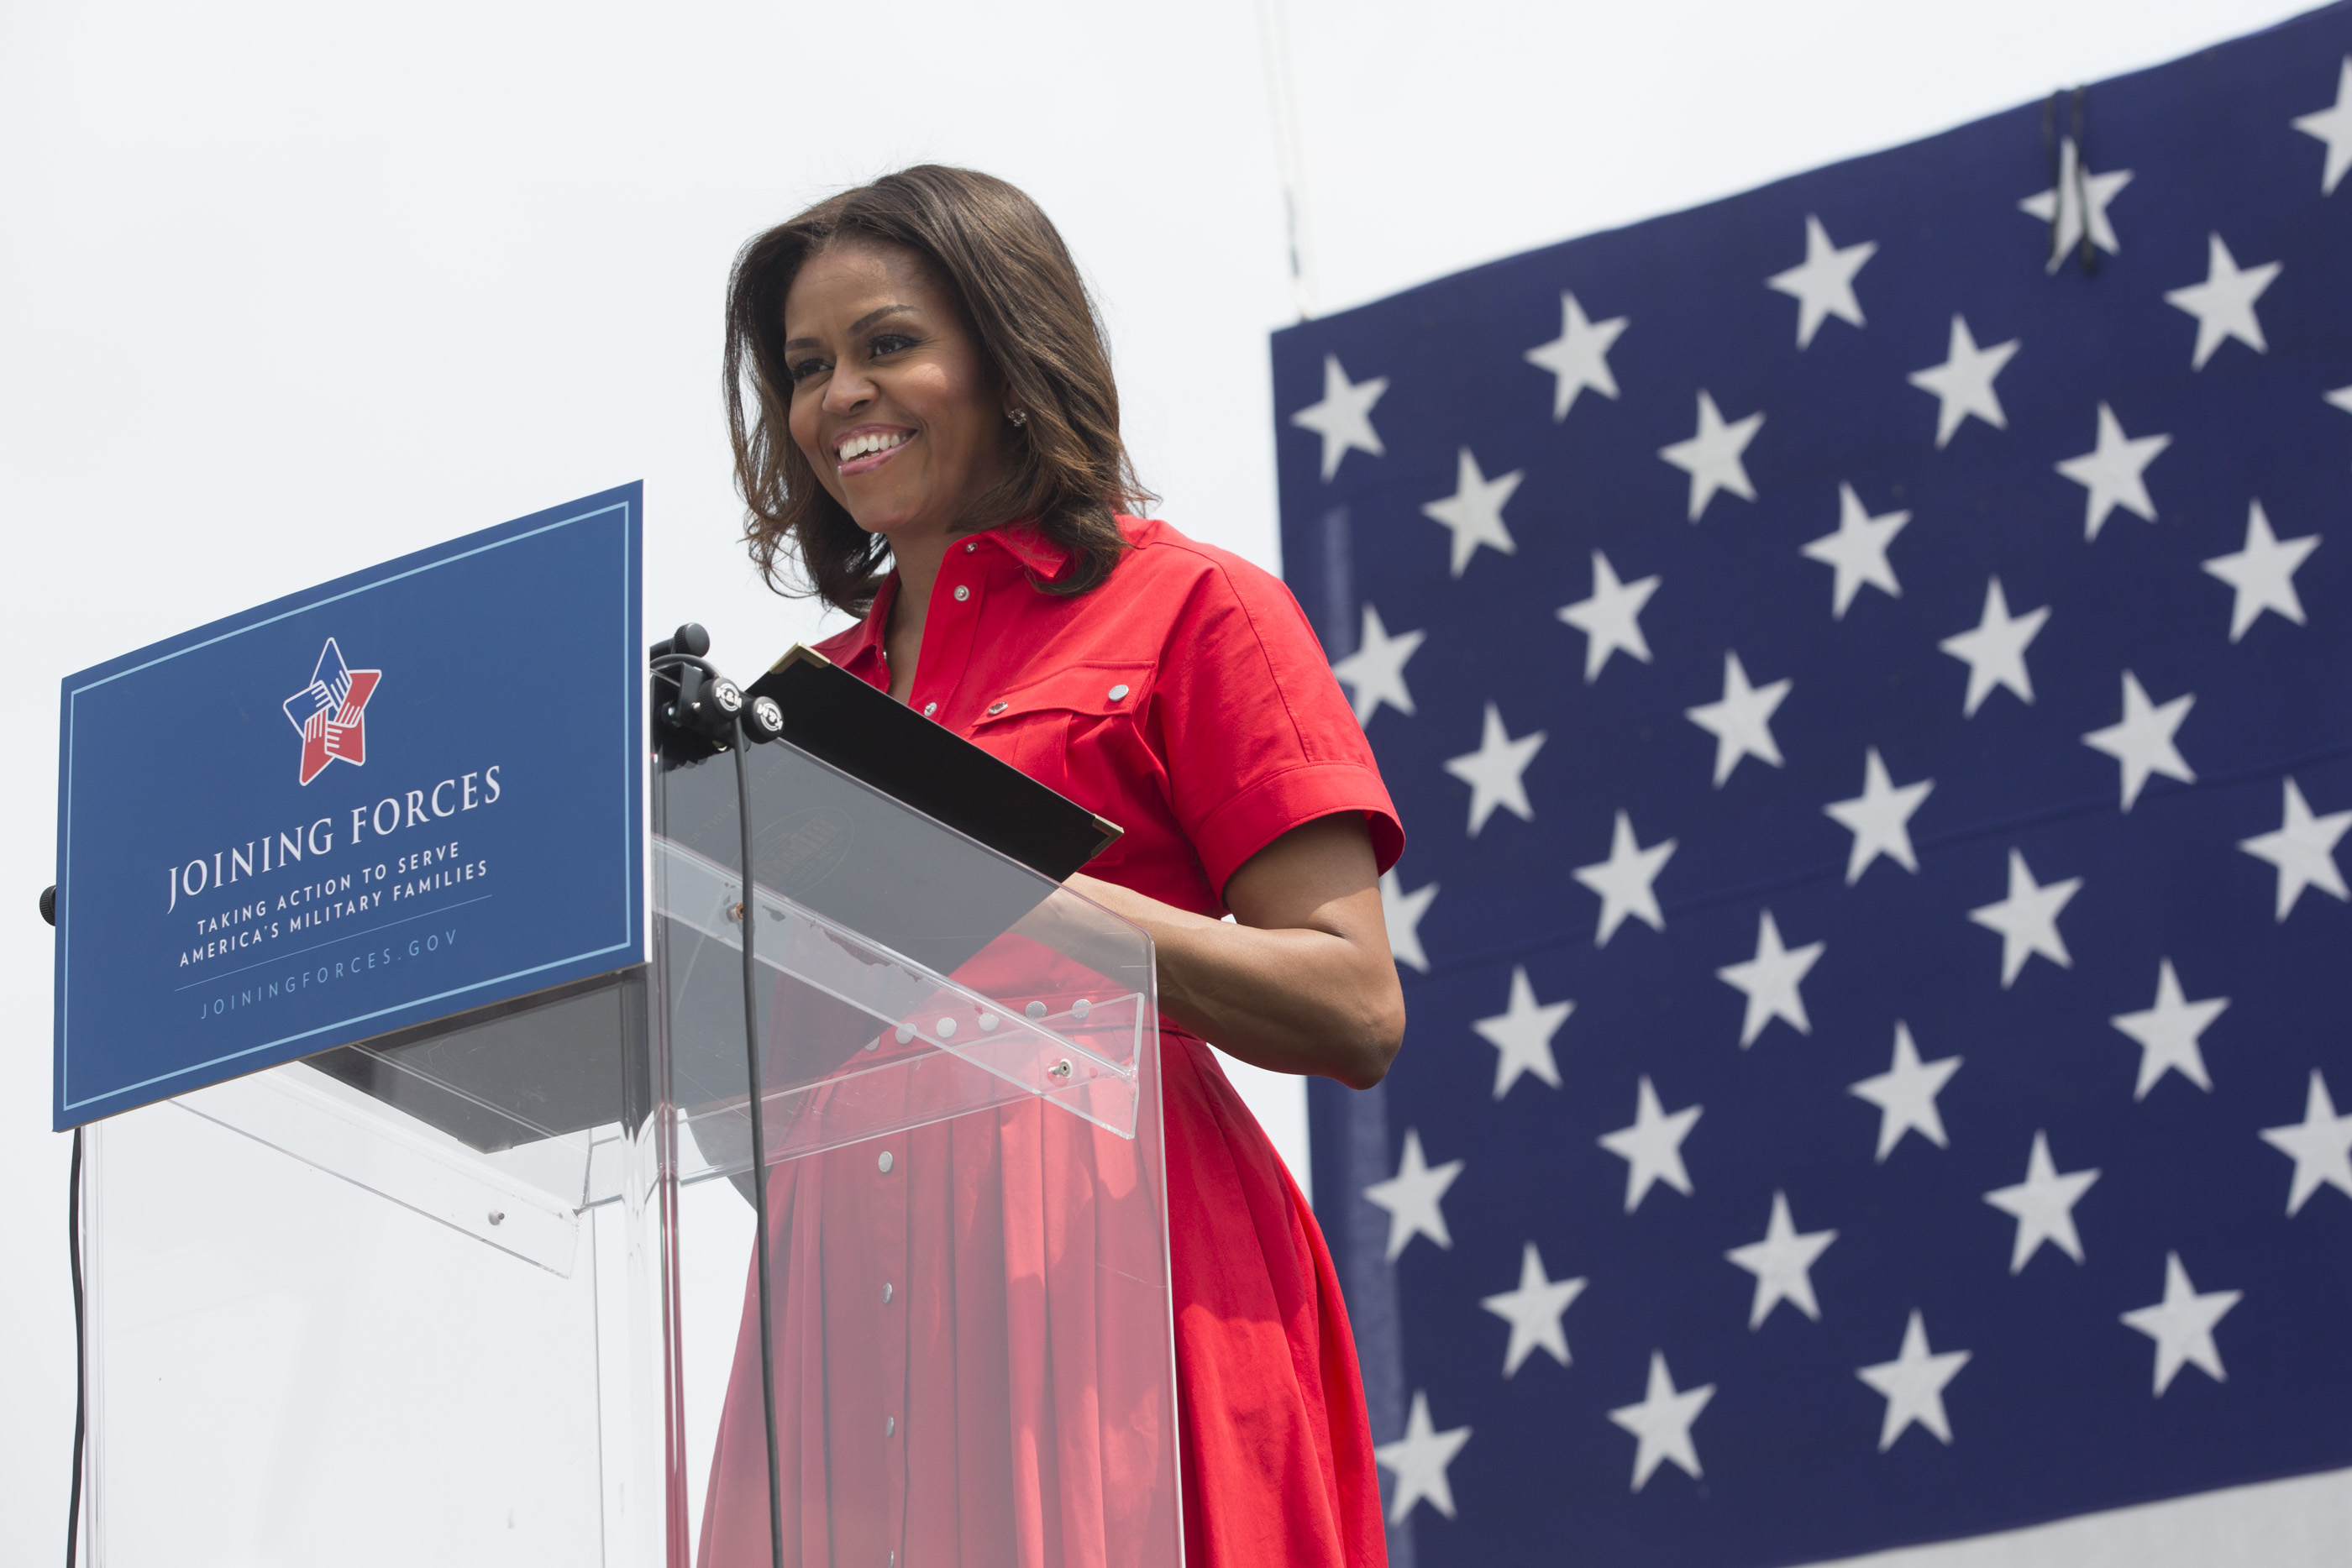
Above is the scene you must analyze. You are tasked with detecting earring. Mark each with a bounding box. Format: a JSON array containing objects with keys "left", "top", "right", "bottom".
[{"left": 1005, "top": 408, "right": 1028, "bottom": 428}]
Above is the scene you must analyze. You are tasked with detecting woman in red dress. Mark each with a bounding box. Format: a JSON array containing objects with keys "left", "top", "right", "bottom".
[{"left": 704, "top": 165, "right": 1404, "bottom": 1567}]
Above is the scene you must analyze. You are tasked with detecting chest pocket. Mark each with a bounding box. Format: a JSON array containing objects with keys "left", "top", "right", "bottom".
[{"left": 967, "top": 662, "right": 1158, "bottom": 805}]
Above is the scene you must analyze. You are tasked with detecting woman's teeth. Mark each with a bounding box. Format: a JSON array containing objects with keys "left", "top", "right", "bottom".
[{"left": 837, "top": 431, "right": 910, "bottom": 462}]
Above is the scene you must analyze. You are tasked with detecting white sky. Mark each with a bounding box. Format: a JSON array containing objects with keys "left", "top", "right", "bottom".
[{"left": 0, "top": 0, "right": 2319, "bottom": 1551}]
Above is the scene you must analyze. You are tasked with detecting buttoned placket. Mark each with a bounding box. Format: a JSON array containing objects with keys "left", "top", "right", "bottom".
[{"left": 904, "top": 538, "right": 990, "bottom": 725}]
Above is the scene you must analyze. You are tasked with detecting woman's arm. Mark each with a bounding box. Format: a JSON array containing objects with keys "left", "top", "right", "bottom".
[{"left": 1065, "top": 813, "right": 1405, "bottom": 1089}]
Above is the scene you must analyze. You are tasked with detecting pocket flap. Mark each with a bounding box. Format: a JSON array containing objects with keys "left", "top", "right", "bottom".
[{"left": 974, "top": 663, "right": 1155, "bottom": 724}]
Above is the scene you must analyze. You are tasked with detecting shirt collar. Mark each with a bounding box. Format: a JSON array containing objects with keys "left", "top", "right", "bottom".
[
  {"left": 825, "top": 519, "right": 1069, "bottom": 685},
  {"left": 979, "top": 517, "right": 1073, "bottom": 579}
]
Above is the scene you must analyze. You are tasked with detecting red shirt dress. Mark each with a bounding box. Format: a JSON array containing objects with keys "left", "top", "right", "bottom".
[{"left": 699, "top": 516, "right": 1402, "bottom": 1567}]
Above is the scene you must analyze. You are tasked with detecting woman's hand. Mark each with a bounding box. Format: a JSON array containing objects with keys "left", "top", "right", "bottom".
[{"left": 1065, "top": 813, "right": 1404, "bottom": 1089}]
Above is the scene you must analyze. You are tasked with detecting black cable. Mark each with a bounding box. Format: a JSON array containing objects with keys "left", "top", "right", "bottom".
[
  {"left": 66, "top": 1125, "right": 84, "bottom": 1568},
  {"left": 732, "top": 718, "right": 787, "bottom": 1568}
]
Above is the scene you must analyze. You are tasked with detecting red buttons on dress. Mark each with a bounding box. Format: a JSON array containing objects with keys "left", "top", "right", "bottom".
[
  {"left": 921, "top": 701, "right": 937, "bottom": 717},
  {"left": 877, "top": 1150, "right": 895, "bottom": 1174},
  {"left": 953, "top": 585, "right": 969, "bottom": 602},
  {"left": 1109, "top": 684, "right": 1130, "bottom": 701},
  {"left": 987, "top": 700, "right": 1008, "bottom": 716}
]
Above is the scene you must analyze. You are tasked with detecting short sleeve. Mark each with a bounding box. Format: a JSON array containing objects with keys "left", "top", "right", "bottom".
[{"left": 1154, "top": 558, "right": 1405, "bottom": 894}]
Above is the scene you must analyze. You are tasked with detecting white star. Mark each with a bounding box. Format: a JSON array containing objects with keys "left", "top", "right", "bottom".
[
  {"left": 1422, "top": 448, "right": 1524, "bottom": 578},
  {"left": 1444, "top": 702, "right": 1545, "bottom": 836},
  {"left": 2239, "top": 777, "right": 2352, "bottom": 921},
  {"left": 1475, "top": 966, "right": 1575, "bottom": 1099},
  {"left": 1969, "top": 848, "right": 2082, "bottom": 989},
  {"left": 2203, "top": 500, "right": 2320, "bottom": 642},
  {"left": 1609, "top": 1351, "right": 1714, "bottom": 1492},
  {"left": 2260, "top": 1070, "right": 2352, "bottom": 1216},
  {"left": 1715, "top": 909, "right": 1825, "bottom": 1049},
  {"left": 1374, "top": 1390, "right": 1473, "bottom": 1523},
  {"left": 1908, "top": 315, "right": 2019, "bottom": 448},
  {"left": 1982, "top": 1130, "right": 2100, "bottom": 1274},
  {"left": 2330, "top": 384, "right": 2352, "bottom": 418},
  {"left": 1331, "top": 603, "right": 1425, "bottom": 726},
  {"left": 1381, "top": 869, "right": 1437, "bottom": 973},
  {"left": 2018, "top": 138, "right": 2133, "bottom": 271},
  {"left": 2110, "top": 958, "right": 2229, "bottom": 1100},
  {"left": 1658, "top": 391, "right": 1764, "bottom": 522},
  {"left": 1824, "top": 747, "right": 1934, "bottom": 885},
  {"left": 1857, "top": 1311, "right": 1971, "bottom": 1451},
  {"left": 1940, "top": 576, "right": 2049, "bottom": 718},
  {"left": 1725, "top": 1190, "right": 1837, "bottom": 1329},
  {"left": 2082, "top": 670, "right": 2195, "bottom": 812},
  {"left": 1573, "top": 810, "right": 1677, "bottom": 947},
  {"left": 1851, "top": 1022, "right": 1961, "bottom": 1163},
  {"left": 1362, "top": 1129, "right": 1463, "bottom": 1262},
  {"left": 2294, "top": 56, "right": 2352, "bottom": 196},
  {"left": 1290, "top": 354, "right": 1387, "bottom": 481},
  {"left": 1802, "top": 483, "right": 1909, "bottom": 619},
  {"left": 1557, "top": 550, "right": 1661, "bottom": 683},
  {"left": 1525, "top": 291, "right": 1629, "bottom": 422},
  {"left": 1685, "top": 650, "right": 1792, "bottom": 787},
  {"left": 2165, "top": 233, "right": 2281, "bottom": 371},
  {"left": 2122, "top": 1253, "right": 2241, "bottom": 1397},
  {"left": 2055, "top": 403, "right": 2171, "bottom": 542},
  {"left": 1767, "top": 214, "right": 1876, "bottom": 349},
  {"left": 1599, "top": 1075, "right": 1701, "bottom": 1214},
  {"left": 1481, "top": 1242, "right": 1588, "bottom": 1376}
]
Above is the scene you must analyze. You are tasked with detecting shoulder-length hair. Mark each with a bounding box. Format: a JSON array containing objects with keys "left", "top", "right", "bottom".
[{"left": 724, "top": 165, "right": 1146, "bottom": 616}]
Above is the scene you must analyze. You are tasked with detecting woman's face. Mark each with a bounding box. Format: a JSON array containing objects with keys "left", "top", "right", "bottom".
[{"left": 781, "top": 240, "right": 1011, "bottom": 551}]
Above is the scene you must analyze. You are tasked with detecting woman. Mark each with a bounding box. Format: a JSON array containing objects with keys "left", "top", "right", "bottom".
[{"left": 706, "top": 164, "right": 1405, "bottom": 1568}]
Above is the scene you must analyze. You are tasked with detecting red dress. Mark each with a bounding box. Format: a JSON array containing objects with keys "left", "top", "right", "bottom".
[{"left": 699, "top": 516, "right": 1402, "bottom": 1567}]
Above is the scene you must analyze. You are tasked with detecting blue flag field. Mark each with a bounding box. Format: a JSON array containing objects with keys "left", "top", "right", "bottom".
[{"left": 1278, "top": 6, "right": 2352, "bottom": 1562}]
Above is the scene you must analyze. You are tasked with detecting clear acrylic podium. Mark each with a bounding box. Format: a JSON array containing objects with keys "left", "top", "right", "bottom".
[{"left": 76, "top": 731, "right": 1183, "bottom": 1566}]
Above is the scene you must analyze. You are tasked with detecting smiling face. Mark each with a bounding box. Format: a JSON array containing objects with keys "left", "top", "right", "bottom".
[{"left": 780, "top": 240, "right": 1012, "bottom": 555}]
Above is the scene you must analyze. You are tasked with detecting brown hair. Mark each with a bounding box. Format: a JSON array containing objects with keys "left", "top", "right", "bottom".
[{"left": 725, "top": 165, "right": 1147, "bottom": 615}]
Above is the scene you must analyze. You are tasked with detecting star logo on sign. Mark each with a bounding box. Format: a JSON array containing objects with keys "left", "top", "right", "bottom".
[
  {"left": 2239, "top": 777, "right": 2352, "bottom": 922},
  {"left": 1380, "top": 869, "right": 1439, "bottom": 973},
  {"left": 1725, "top": 1190, "right": 1836, "bottom": 1329},
  {"left": 1331, "top": 603, "right": 1425, "bottom": 725},
  {"left": 1290, "top": 354, "right": 1386, "bottom": 480},
  {"left": 2082, "top": 670, "right": 2195, "bottom": 812},
  {"left": 1824, "top": 747, "right": 1934, "bottom": 885},
  {"left": 1480, "top": 1242, "right": 1588, "bottom": 1376},
  {"left": 1443, "top": 702, "right": 1545, "bottom": 836},
  {"left": 1685, "top": 650, "right": 1792, "bottom": 787},
  {"left": 2122, "top": 1253, "right": 2240, "bottom": 1397},
  {"left": 1599, "top": 1075, "right": 1702, "bottom": 1213},
  {"left": 1969, "top": 848, "right": 2082, "bottom": 988},
  {"left": 1767, "top": 214, "right": 1876, "bottom": 349},
  {"left": 2164, "top": 233, "right": 2281, "bottom": 370},
  {"left": 1851, "top": 1022, "right": 1961, "bottom": 1162},
  {"left": 281, "top": 637, "right": 382, "bottom": 787},
  {"left": 1574, "top": 810, "right": 1677, "bottom": 947},
  {"left": 1940, "top": 576, "right": 2049, "bottom": 718},
  {"left": 1609, "top": 1352, "right": 1714, "bottom": 1492},
  {"left": 1525, "top": 291, "right": 1628, "bottom": 421},
  {"left": 1474, "top": 966, "right": 1574, "bottom": 1099},
  {"left": 2295, "top": 55, "right": 2352, "bottom": 195},
  {"left": 1422, "top": 448, "right": 1524, "bottom": 577},
  {"left": 1716, "top": 909, "right": 1824, "bottom": 1049},
  {"left": 1802, "top": 483, "right": 1909, "bottom": 619},
  {"left": 1373, "top": 1391, "right": 1472, "bottom": 1523},
  {"left": 1983, "top": 1130, "right": 2100, "bottom": 1274},
  {"left": 1659, "top": 391, "right": 1764, "bottom": 522},
  {"left": 2203, "top": 500, "right": 2319, "bottom": 643},
  {"left": 2018, "top": 138, "right": 2133, "bottom": 270},
  {"left": 1362, "top": 1129, "right": 1463, "bottom": 1261},
  {"left": 2110, "top": 959, "right": 2229, "bottom": 1100},
  {"left": 1557, "top": 549, "right": 1661, "bottom": 683},
  {"left": 2260, "top": 1070, "right": 2352, "bottom": 1216},
  {"left": 2055, "top": 403, "right": 2171, "bottom": 542},
  {"left": 1908, "top": 315, "right": 2019, "bottom": 448},
  {"left": 1858, "top": 1311, "right": 1971, "bottom": 1451}
]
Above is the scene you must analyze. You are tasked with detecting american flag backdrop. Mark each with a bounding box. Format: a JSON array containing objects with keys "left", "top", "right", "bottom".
[{"left": 1277, "top": 6, "right": 2352, "bottom": 1564}]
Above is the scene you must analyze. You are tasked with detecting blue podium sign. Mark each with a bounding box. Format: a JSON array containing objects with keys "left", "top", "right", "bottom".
[{"left": 54, "top": 485, "right": 644, "bottom": 1129}]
